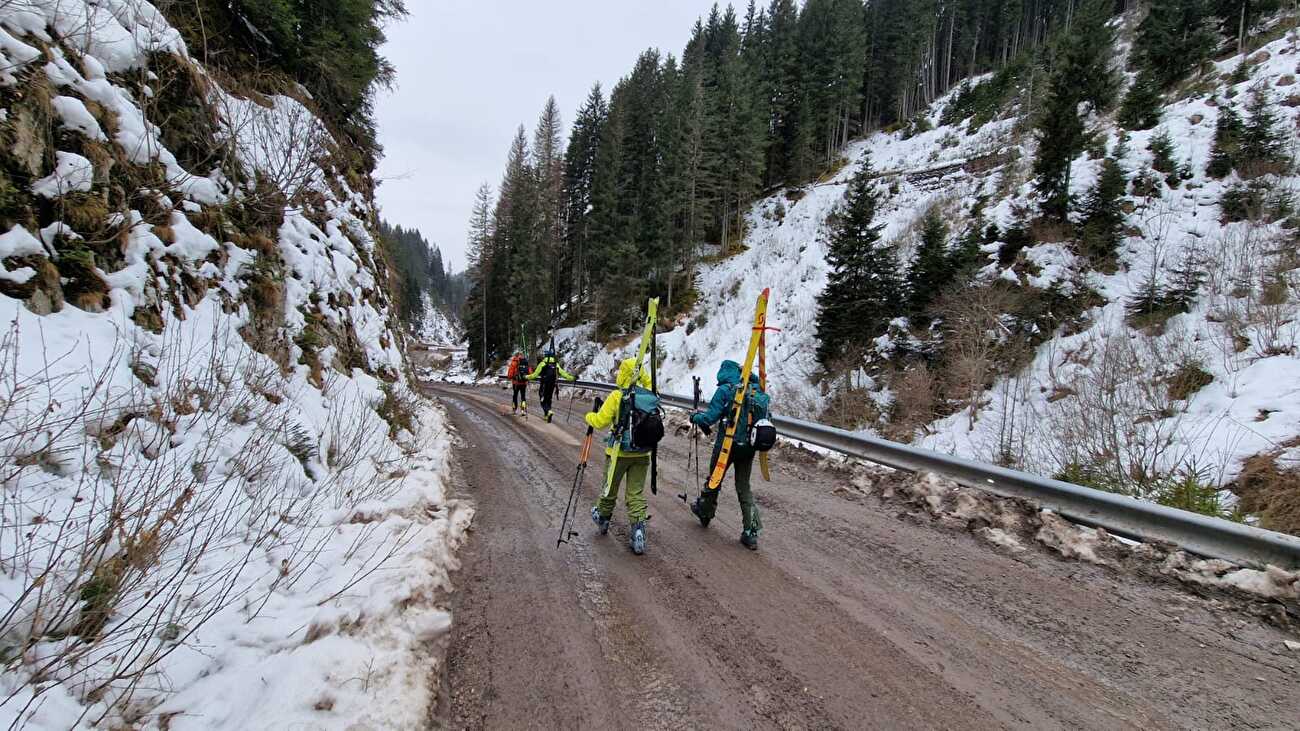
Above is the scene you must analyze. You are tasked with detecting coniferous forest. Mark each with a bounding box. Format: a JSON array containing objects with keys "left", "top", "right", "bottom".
[
  {"left": 378, "top": 222, "right": 468, "bottom": 326},
  {"left": 462, "top": 0, "right": 1279, "bottom": 370}
]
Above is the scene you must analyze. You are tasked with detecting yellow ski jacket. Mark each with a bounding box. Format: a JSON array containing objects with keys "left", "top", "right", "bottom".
[
  {"left": 586, "top": 356, "right": 652, "bottom": 459},
  {"left": 524, "top": 356, "right": 575, "bottom": 382}
]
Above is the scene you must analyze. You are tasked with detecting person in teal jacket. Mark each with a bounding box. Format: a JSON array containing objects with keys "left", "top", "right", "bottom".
[
  {"left": 690, "top": 359, "right": 763, "bottom": 550},
  {"left": 586, "top": 356, "right": 653, "bottom": 555}
]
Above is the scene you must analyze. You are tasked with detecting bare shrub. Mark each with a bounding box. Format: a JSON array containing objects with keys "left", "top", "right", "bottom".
[
  {"left": 885, "top": 363, "right": 937, "bottom": 441},
  {"left": 935, "top": 284, "right": 1019, "bottom": 429},
  {"left": 1042, "top": 322, "right": 1204, "bottom": 499}
]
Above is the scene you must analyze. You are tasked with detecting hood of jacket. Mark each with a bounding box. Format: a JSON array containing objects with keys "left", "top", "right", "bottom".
[
  {"left": 716, "top": 360, "right": 742, "bottom": 386},
  {"left": 616, "top": 356, "right": 652, "bottom": 390}
]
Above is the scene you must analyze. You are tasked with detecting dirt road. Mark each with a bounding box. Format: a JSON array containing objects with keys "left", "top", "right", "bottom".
[{"left": 428, "top": 383, "right": 1299, "bottom": 730}]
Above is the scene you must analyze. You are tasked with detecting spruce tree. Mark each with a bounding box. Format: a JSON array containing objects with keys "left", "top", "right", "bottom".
[
  {"left": 563, "top": 84, "right": 607, "bottom": 306},
  {"left": 1033, "top": 0, "right": 1118, "bottom": 221},
  {"left": 1207, "top": 103, "right": 1244, "bottom": 178},
  {"left": 947, "top": 218, "right": 986, "bottom": 277},
  {"left": 533, "top": 96, "right": 566, "bottom": 318},
  {"left": 1241, "top": 85, "right": 1288, "bottom": 172},
  {"left": 815, "top": 158, "right": 903, "bottom": 365},
  {"left": 1131, "top": 0, "right": 1215, "bottom": 89},
  {"left": 1162, "top": 252, "right": 1205, "bottom": 314},
  {"left": 1118, "top": 70, "right": 1163, "bottom": 131},
  {"left": 1148, "top": 128, "right": 1182, "bottom": 186},
  {"left": 1126, "top": 274, "right": 1167, "bottom": 323},
  {"left": 907, "top": 210, "right": 951, "bottom": 316},
  {"left": 1078, "top": 152, "right": 1128, "bottom": 265}
]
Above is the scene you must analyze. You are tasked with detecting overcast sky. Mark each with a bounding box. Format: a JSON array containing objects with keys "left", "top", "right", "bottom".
[{"left": 374, "top": 0, "right": 716, "bottom": 272}]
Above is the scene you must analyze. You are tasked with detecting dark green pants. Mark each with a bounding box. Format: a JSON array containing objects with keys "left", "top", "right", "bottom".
[{"left": 698, "top": 448, "right": 762, "bottom": 533}]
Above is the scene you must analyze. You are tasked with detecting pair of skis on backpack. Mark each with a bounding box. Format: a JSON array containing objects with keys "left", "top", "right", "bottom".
[{"left": 612, "top": 288, "right": 778, "bottom": 494}]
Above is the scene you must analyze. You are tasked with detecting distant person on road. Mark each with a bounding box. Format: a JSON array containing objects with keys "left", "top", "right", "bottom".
[
  {"left": 586, "top": 356, "right": 653, "bottom": 555},
  {"left": 506, "top": 352, "right": 530, "bottom": 415},
  {"left": 690, "top": 360, "right": 769, "bottom": 550},
  {"left": 526, "top": 348, "right": 576, "bottom": 423}
]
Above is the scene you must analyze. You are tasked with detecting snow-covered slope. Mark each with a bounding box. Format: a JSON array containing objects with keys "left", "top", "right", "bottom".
[
  {"left": 578, "top": 105, "right": 1019, "bottom": 415},
  {"left": 415, "top": 295, "right": 464, "bottom": 347},
  {"left": 579, "top": 21, "right": 1300, "bottom": 508},
  {"left": 0, "top": 2, "right": 467, "bottom": 727}
]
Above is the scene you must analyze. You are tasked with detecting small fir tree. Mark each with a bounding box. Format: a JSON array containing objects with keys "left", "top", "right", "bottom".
[
  {"left": 1207, "top": 103, "right": 1244, "bottom": 178},
  {"left": 1118, "top": 70, "right": 1163, "bottom": 131},
  {"left": 1148, "top": 128, "right": 1182, "bottom": 186},
  {"left": 907, "top": 211, "right": 951, "bottom": 316},
  {"left": 1161, "top": 251, "right": 1205, "bottom": 314},
  {"left": 1241, "top": 85, "right": 1289, "bottom": 172},
  {"left": 1126, "top": 273, "right": 1167, "bottom": 323},
  {"left": 1034, "top": 0, "right": 1119, "bottom": 221},
  {"left": 815, "top": 159, "right": 904, "bottom": 365},
  {"left": 947, "top": 218, "right": 989, "bottom": 277},
  {"left": 1078, "top": 152, "right": 1129, "bottom": 265}
]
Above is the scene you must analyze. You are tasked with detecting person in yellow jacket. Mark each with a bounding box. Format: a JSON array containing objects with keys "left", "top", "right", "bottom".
[
  {"left": 587, "top": 356, "right": 652, "bottom": 555},
  {"left": 524, "top": 348, "right": 576, "bottom": 422}
]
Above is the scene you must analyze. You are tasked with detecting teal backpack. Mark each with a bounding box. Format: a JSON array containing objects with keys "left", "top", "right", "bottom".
[
  {"left": 613, "top": 386, "right": 664, "bottom": 453},
  {"left": 732, "top": 382, "right": 775, "bottom": 451}
]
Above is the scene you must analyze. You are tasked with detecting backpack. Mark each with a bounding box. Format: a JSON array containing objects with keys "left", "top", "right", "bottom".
[
  {"left": 540, "top": 358, "right": 558, "bottom": 386},
  {"left": 732, "top": 382, "right": 776, "bottom": 452},
  {"left": 507, "top": 356, "right": 521, "bottom": 380},
  {"left": 613, "top": 386, "right": 664, "bottom": 453}
]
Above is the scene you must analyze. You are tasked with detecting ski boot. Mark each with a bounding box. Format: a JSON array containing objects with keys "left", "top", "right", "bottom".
[
  {"left": 630, "top": 521, "right": 647, "bottom": 555},
  {"left": 740, "top": 529, "right": 758, "bottom": 551},
  {"left": 545, "top": 410, "right": 554, "bottom": 423},
  {"left": 591, "top": 507, "right": 610, "bottom": 535},
  {"left": 690, "top": 497, "right": 711, "bottom": 528}
]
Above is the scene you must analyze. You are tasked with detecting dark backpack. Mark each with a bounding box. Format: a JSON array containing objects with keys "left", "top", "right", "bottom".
[
  {"left": 540, "top": 359, "right": 558, "bottom": 386},
  {"left": 614, "top": 386, "right": 664, "bottom": 453}
]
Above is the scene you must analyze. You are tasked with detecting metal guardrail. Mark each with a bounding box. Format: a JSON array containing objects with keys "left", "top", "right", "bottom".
[{"left": 571, "top": 380, "right": 1300, "bottom": 570}]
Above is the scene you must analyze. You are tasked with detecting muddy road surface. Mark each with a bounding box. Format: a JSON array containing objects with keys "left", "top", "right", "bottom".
[{"left": 427, "top": 383, "right": 1299, "bottom": 730}]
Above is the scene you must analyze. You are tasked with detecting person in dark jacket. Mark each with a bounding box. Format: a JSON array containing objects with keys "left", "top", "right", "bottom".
[{"left": 690, "top": 359, "right": 763, "bottom": 550}]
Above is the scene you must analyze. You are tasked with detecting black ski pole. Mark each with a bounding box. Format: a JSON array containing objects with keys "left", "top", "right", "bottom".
[
  {"left": 565, "top": 382, "right": 576, "bottom": 424},
  {"left": 679, "top": 375, "right": 703, "bottom": 505},
  {"left": 558, "top": 397, "right": 602, "bottom": 548},
  {"left": 650, "top": 317, "right": 658, "bottom": 496}
]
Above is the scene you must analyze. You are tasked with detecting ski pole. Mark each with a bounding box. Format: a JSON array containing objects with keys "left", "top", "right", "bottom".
[
  {"left": 650, "top": 315, "right": 658, "bottom": 496},
  {"left": 558, "top": 397, "right": 602, "bottom": 548},
  {"left": 679, "top": 375, "right": 704, "bottom": 505}
]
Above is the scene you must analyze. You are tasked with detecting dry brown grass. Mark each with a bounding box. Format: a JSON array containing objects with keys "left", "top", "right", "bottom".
[{"left": 1233, "top": 446, "right": 1300, "bottom": 536}]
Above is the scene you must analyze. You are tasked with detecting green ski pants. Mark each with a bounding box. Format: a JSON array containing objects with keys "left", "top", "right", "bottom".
[
  {"left": 596, "top": 455, "right": 649, "bottom": 524},
  {"left": 698, "top": 448, "right": 762, "bottom": 533}
]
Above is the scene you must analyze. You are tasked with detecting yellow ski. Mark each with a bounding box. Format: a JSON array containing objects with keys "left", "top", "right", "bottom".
[
  {"left": 604, "top": 298, "right": 659, "bottom": 495},
  {"left": 706, "top": 288, "right": 769, "bottom": 491},
  {"left": 758, "top": 309, "right": 771, "bottom": 482}
]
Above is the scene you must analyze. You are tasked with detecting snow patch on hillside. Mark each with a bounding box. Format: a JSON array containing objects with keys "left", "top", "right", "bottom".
[
  {"left": 0, "top": 1, "right": 466, "bottom": 727},
  {"left": 415, "top": 296, "right": 463, "bottom": 347}
]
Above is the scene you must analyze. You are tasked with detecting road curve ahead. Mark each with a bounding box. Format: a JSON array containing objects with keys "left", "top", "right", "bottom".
[{"left": 428, "top": 383, "right": 1299, "bottom": 730}]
